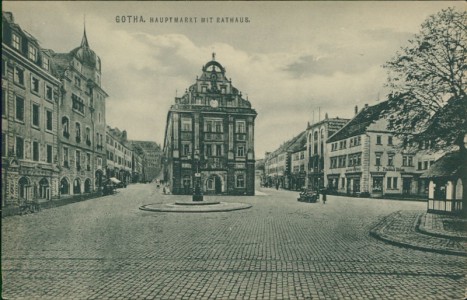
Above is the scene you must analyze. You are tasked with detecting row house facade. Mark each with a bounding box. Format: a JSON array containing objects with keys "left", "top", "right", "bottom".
[
  {"left": 305, "top": 116, "right": 349, "bottom": 191},
  {"left": 128, "top": 141, "right": 162, "bottom": 183},
  {"left": 289, "top": 144, "right": 306, "bottom": 191},
  {"left": 106, "top": 127, "right": 133, "bottom": 185},
  {"left": 52, "top": 28, "right": 108, "bottom": 196},
  {"left": 263, "top": 131, "right": 306, "bottom": 190},
  {"left": 2, "top": 11, "right": 109, "bottom": 207},
  {"left": 325, "top": 101, "right": 444, "bottom": 197},
  {"left": 163, "top": 55, "right": 257, "bottom": 195},
  {"left": 2, "top": 12, "right": 61, "bottom": 206}
]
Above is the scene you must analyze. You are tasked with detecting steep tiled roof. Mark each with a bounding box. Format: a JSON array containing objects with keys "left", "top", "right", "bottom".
[
  {"left": 421, "top": 151, "right": 467, "bottom": 179},
  {"left": 289, "top": 131, "right": 307, "bottom": 153},
  {"left": 328, "top": 101, "right": 390, "bottom": 142},
  {"left": 268, "top": 131, "right": 306, "bottom": 158}
]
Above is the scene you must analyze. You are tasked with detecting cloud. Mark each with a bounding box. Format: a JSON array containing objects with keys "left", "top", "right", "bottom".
[{"left": 5, "top": 1, "right": 461, "bottom": 158}]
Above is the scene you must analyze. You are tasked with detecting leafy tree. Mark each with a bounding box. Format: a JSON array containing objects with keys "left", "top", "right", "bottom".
[{"left": 383, "top": 7, "right": 467, "bottom": 153}]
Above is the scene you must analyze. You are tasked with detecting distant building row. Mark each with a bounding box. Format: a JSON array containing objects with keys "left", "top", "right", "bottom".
[
  {"left": 1, "top": 12, "right": 161, "bottom": 207},
  {"left": 261, "top": 102, "right": 447, "bottom": 199}
]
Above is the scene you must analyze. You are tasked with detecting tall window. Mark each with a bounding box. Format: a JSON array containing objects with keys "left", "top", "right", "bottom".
[
  {"left": 47, "top": 144, "right": 52, "bottom": 163},
  {"left": 31, "top": 76, "right": 40, "bottom": 93},
  {"left": 76, "top": 150, "right": 81, "bottom": 169},
  {"left": 376, "top": 135, "right": 382, "bottom": 145},
  {"left": 236, "top": 174, "right": 245, "bottom": 188},
  {"left": 32, "top": 141, "right": 39, "bottom": 161},
  {"left": 72, "top": 94, "right": 85, "bottom": 114},
  {"left": 28, "top": 46, "right": 38, "bottom": 62},
  {"left": 182, "top": 143, "right": 191, "bottom": 156},
  {"left": 181, "top": 118, "right": 192, "bottom": 131},
  {"left": 388, "top": 136, "right": 393, "bottom": 145},
  {"left": 402, "top": 155, "right": 413, "bottom": 167},
  {"left": 205, "top": 144, "right": 212, "bottom": 156},
  {"left": 236, "top": 120, "right": 246, "bottom": 133},
  {"left": 75, "top": 122, "right": 81, "bottom": 142},
  {"left": 387, "top": 177, "right": 398, "bottom": 189},
  {"left": 387, "top": 153, "right": 395, "bottom": 166},
  {"left": 375, "top": 152, "right": 382, "bottom": 166},
  {"left": 86, "top": 127, "right": 91, "bottom": 145},
  {"left": 12, "top": 33, "right": 21, "bottom": 50},
  {"left": 215, "top": 121, "right": 222, "bottom": 132},
  {"left": 215, "top": 144, "right": 222, "bottom": 156},
  {"left": 32, "top": 104, "right": 40, "bottom": 127},
  {"left": 62, "top": 117, "right": 69, "bottom": 137},
  {"left": 14, "top": 67, "right": 24, "bottom": 85},
  {"left": 86, "top": 153, "right": 91, "bottom": 171},
  {"left": 15, "top": 96, "right": 24, "bottom": 121},
  {"left": 42, "top": 57, "right": 49, "bottom": 70},
  {"left": 237, "top": 145, "right": 245, "bottom": 157},
  {"left": 46, "top": 110, "right": 53, "bottom": 131},
  {"left": 205, "top": 120, "right": 213, "bottom": 132},
  {"left": 45, "top": 85, "right": 53, "bottom": 101},
  {"left": 16, "top": 136, "right": 24, "bottom": 159},
  {"left": 63, "top": 147, "right": 69, "bottom": 167}
]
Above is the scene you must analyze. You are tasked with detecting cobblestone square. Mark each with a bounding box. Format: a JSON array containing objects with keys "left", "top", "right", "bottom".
[{"left": 2, "top": 184, "right": 466, "bottom": 299}]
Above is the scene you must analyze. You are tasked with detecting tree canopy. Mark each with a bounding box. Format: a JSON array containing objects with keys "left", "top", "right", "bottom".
[{"left": 383, "top": 7, "right": 467, "bottom": 152}]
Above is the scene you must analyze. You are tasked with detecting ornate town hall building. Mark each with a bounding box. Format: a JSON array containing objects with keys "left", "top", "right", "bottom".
[{"left": 163, "top": 55, "right": 257, "bottom": 195}]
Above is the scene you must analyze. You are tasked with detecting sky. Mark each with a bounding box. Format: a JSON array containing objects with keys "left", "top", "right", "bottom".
[{"left": 4, "top": 1, "right": 465, "bottom": 158}]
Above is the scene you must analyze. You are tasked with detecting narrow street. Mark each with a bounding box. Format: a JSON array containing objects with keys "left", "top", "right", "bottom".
[{"left": 2, "top": 183, "right": 465, "bottom": 299}]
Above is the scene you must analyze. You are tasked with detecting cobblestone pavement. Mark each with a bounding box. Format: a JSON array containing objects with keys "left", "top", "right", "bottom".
[{"left": 2, "top": 184, "right": 466, "bottom": 299}]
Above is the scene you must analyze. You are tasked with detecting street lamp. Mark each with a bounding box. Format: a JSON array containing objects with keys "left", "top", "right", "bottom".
[{"left": 193, "top": 150, "right": 203, "bottom": 202}]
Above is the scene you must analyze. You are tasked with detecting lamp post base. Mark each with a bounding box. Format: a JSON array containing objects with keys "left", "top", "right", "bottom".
[{"left": 192, "top": 194, "right": 204, "bottom": 202}]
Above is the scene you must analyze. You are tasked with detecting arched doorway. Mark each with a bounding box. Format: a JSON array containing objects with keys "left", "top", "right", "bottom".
[
  {"left": 182, "top": 175, "right": 192, "bottom": 195},
  {"left": 205, "top": 174, "right": 222, "bottom": 194},
  {"left": 39, "top": 178, "right": 50, "bottom": 199},
  {"left": 95, "top": 170, "right": 103, "bottom": 188},
  {"left": 84, "top": 178, "right": 92, "bottom": 193},
  {"left": 73, "top": 178, "right": 81, "bottom": 194},
  {"left": 60, "top": 177, "right": 70, "bottom": 195},
  {"left": 18, "top": 177, "right": 30, "bottom": 200}
]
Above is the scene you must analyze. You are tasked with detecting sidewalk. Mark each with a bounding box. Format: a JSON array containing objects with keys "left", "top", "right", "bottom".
[{"left": 370, "top": 210, "right": 467, "bottom": 256}]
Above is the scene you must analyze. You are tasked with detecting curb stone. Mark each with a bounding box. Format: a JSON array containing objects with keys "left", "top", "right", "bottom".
[{"left": 369, "top": 211, "right": 467, "bottom": 257}]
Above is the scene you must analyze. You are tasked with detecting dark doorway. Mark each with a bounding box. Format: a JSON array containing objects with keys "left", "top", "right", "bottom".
[
  {"left": 403, "top": 178, "right": 412, "bottom": 195},
  {"left": 215, "top": 176, "right": 222, "bottom": 194}
]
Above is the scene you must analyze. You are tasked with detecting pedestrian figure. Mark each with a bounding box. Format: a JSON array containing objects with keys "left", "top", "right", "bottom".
[
  {"left": 275, "top": 182, "right": 279, "bottom": 190},
  {"left": 163, "top": 186, "right": 166, "bottom": 194},
  {"left": 322, "top": 188, "right": 327, "bottom": 204}
]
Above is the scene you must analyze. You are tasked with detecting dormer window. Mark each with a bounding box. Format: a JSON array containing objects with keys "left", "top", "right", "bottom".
[
  {"left": 42, "top": 57, "right": 49, "bottom": 70},
  {"left": 28, "top": 46, "right": 38, "bottom": 62},
  {"left": 12, "top": 33, "right": 21, "bottom": 50}
]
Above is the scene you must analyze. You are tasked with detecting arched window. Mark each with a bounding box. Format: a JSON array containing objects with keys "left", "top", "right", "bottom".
[
  {"left": 84, "top": 179, "right": 92, "bottom": 193},
  {"left": 62, "top": 117, "right": 69, "bottom": 138},
  {"left": 75, "top": 122, "right": 81, "bottom": 143},
  {"left": 73, "top": 178, "right": 81, "bottom": 194},
  {"left": 39, "top": 178, "right": 49, "bottom": 199},
  {"left": 18, "top": 177, "right": 30, "bottom": 199},
  {"left": 60, "top": 177, "right": 70, "bottom": 195}
]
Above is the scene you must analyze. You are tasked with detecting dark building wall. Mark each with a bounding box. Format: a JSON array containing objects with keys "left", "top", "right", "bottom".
[{"left": 163, "top": 56, "right": 257, "bottom": 196}]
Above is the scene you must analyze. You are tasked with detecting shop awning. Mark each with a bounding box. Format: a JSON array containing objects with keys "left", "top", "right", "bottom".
[{"left": 110, "top": 177, "right": 121, "bottom": 184}]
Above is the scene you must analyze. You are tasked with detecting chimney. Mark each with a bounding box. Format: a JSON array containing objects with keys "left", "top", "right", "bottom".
[
  {"left": 365, "top": 103, "right": 369, "bottom": 109},
  {"left": 354, "top": 105, "right": 358, "bottom": 115},
  {"left": 122, "top": 130, "right": 128, "bottom": 142},
  {"left": 325, "top": 113, "right": 328, "bottom": 120}
]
